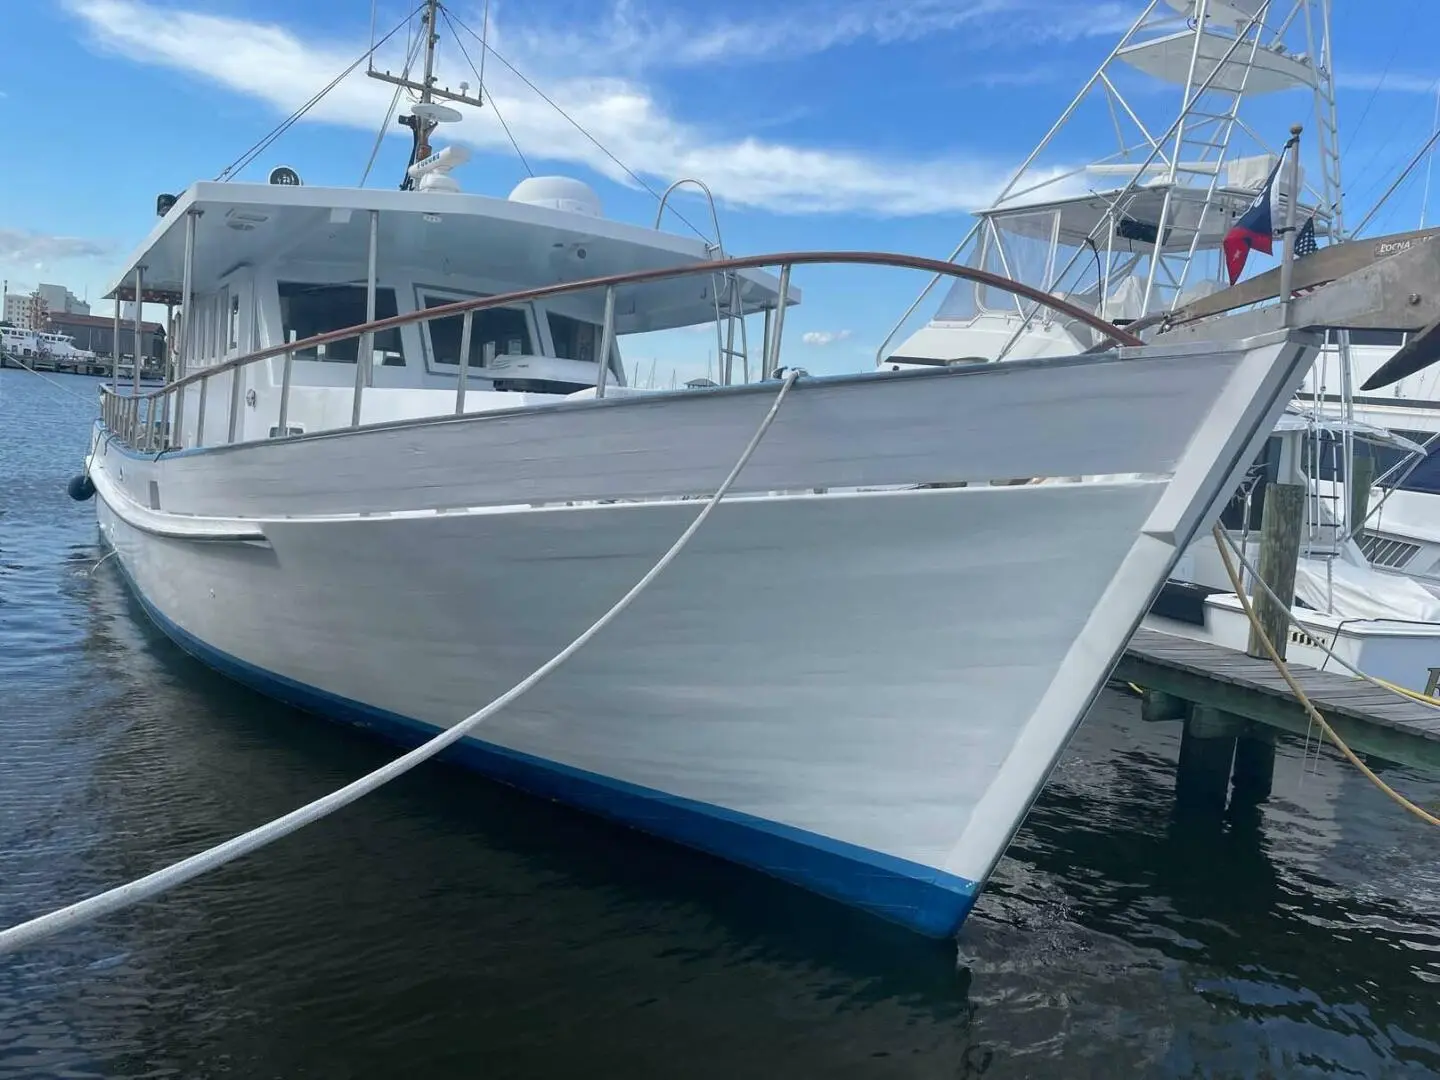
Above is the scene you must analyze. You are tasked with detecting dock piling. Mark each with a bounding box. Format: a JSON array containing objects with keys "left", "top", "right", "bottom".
[
  {"left": 1231, "top": 725, "right": 1277, "bottom": 805},
  {"left": 1247, "top": 482, "right": 1305, "bottom": 661},
  {"left": 1175, "top": 706, "right": 1240, "bottom": 817}
]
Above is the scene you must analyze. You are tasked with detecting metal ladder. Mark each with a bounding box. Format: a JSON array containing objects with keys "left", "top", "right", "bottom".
[
  {"left": 1141, "top": 5, "right": 1271, "bottom": 313},
  {"left": 654, "top": 178, "right": 753, "bottom": 384}
]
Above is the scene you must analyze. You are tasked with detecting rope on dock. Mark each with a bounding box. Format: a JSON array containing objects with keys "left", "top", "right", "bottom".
[
  {"left": 1212, "top": 524, "right": 1440, "bottom": 827},
  {"left": 0, "top": 370, "right": 802, "bottom": 957},
  {"left": 1215, "top": 528, "right": 1440, "bottom": 712}
]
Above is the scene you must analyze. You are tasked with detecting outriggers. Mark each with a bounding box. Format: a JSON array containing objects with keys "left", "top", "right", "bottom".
[{"left": 84, "top": 0, "right": 1319, "bottom": 936}]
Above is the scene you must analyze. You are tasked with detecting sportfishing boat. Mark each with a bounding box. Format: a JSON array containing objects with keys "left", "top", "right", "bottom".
[
  {"left": 78, "top": 0, "right": 1316, "bottom": 937},
  {"left": 878, "top": 0, "right": 1440, "bottom": 693},
  {"left": 1, "top": 325, "right": 98, "bottom": 364}
]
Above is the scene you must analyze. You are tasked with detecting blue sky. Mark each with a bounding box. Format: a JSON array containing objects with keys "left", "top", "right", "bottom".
[{"left": 2, "top": 0, "right": 1438, "bottom": 382}]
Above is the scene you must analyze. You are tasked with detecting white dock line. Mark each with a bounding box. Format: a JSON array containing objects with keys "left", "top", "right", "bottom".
[{"left": 0, "top": 371, "right": 801, "bottom": 957}]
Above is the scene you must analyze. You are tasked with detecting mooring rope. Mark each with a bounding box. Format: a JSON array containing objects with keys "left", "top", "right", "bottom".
[
  {"left": 2, "top": 355, "right": 99, "bottom": 404},
  {"left": 0, "top": 370, "right": 801, "bottom": 956},
  {"left": 1211, "top": 523, "right": 1440, "bottom": 826},
  {"left": 1214, "top": 527, "right": 1440, "bottom": 711}
]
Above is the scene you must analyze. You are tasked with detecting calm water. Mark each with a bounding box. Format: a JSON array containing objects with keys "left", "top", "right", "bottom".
[{"left": 3, "top": 366, "right": 1440, "bottom": 1079}]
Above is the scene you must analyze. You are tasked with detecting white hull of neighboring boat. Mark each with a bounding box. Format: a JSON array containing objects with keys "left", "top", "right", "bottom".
[
  {"left": 1152, "top": 527, "right": 1440, "bottom": 692},
  {"left": 86, "top": 338, "right": 1312, "bottom": 936},
  {"left": 1145, "top": 597, "right": 1440, "bottom": 694}
]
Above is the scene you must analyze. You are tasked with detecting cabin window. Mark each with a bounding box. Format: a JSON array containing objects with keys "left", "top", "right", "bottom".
[
  {"left": 1305, "top": 429, "right": 1440, "bottom": 495},
  {"left": 278, "top": 282, "right": 403, "bottom": 365},
  {"left": 547, "top": 312, "right": 599, "bottom": 363},
  {"left": 228, "top": 291, "right": 241, "bottom": 350},
  {"left": 418, "top": 291, "right": 533, "bottom": 369}
]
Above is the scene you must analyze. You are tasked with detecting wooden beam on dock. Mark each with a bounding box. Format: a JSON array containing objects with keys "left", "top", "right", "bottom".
[{"left": 1119, "top": 628, "right": 1440, "bottom": 772}]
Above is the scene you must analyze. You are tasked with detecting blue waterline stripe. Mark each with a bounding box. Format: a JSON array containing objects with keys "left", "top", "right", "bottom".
[{"left": 111, "top": 556, "right": 978, "bottom": 938}]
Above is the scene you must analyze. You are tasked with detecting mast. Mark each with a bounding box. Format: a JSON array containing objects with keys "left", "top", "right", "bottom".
[{"left": 366, "top": 0, "right": 483, "bottom": 178}]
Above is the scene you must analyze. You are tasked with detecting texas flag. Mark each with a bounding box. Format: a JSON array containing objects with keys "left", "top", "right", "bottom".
[{"left": 1222, "top": 156, "right": 1284, "bottom": 284}]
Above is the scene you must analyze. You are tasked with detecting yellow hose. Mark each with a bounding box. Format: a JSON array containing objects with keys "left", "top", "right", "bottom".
[
  {"left": 1211, "top": 523, "right": 1440, "bottom": 827},
  {"left": 1368, "top": 674, "right": 1440, "bottom": 708}
]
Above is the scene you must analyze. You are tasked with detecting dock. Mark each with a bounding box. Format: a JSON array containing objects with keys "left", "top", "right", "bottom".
[
  {"left": 0, "top": 351, "right": 163, "bottom": 380},
  {"left": 1118, "top": 628, "right": 1440, "bottom": 771}
]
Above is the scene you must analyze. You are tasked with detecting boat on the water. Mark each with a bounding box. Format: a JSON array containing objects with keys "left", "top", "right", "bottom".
[
  {"left": 80, "top": 0, "right": 1318, "bottom": 936},
  {"left": 877, "top": 0, "right": 1440, "bottom": 694}
]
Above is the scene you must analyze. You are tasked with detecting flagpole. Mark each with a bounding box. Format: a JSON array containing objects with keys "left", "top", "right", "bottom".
[{"left": 1279, "top": 125, "right": 1304, "bottom": 329}]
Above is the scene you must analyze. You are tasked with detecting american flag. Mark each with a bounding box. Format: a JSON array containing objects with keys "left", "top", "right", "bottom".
[{"left": 1295, "top": 214, "right": 1318, "bottom": 257}]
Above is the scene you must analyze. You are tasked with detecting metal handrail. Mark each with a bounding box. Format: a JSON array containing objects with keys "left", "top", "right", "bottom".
[{"left": 98, "top": 250, "right": 1141, "bottom": 450}]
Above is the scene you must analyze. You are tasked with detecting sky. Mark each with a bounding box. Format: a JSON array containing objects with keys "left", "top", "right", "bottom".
[{"left": 2, "top": 0, "right": 1438, "bottom": 383}]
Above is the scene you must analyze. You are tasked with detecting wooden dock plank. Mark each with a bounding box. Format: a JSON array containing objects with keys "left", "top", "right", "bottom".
[{"left": 1119, "top": 628, "right": 1440, "bottom": 770}]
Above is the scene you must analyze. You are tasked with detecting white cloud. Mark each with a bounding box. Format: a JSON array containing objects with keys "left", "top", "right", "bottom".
[
  {"left": 0, "top": 228, "right": 109, "bottom": 265},
  {"left": 1337, "top": 72, "right": 1439, "bottom": 95},
  {"left": 955, "top": 66, "right": 1065, "bottom": 89},
  {"left": 802, "top": 329, "right": 853, "bottom": 346},
  {"left": 503, "top": 1, "right": 1135, "bottom": 74},
  {"left": 63, "top": 0, "right": 1041, "bottom": 217}
]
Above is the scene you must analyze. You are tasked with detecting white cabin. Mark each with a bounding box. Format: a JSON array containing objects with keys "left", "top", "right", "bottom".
[{"left": 102, "top": 173, "right": 794, "bottom": 445}]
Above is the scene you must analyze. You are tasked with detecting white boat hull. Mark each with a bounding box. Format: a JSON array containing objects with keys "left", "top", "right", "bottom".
[{"left": 86, "top": 339, "right": 1313, "bottom": 936}]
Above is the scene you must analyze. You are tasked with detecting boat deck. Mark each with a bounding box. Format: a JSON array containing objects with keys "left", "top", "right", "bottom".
[{"left": 1117, "top": 628, "right": 1440, "bottom": 770}]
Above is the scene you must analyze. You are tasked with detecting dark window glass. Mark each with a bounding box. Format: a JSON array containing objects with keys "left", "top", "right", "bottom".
[
  {"left": 1307, "top": 429, "right": 1440, "bottom": 494},
  {"left": 278, "top": 283, "right": 402, "bottom": 365},
  {"left": 1346, "top": 328, "right": 1407, "bottom": 347},
  {"left": 422, "top": 294, "right": 531, "bottom": 367},
  {"left": 547, "top": 312, "right": 598, "bottom": 362}
]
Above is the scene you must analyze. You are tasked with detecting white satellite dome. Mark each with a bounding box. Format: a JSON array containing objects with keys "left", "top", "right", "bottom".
[{"left": 507, "top": 176, "right": 603, "bottom": 217}]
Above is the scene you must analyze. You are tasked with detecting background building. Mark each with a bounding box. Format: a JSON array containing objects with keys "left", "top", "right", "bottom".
[
  {"left": 3, "top": 292, "right": 49, "bottom": 330},
  {"left": 3, "top": 282, "right": 91, "bottom": 328},
  {"left": 36, "top": 283, "right": 90, "bottom": 317},
  {"left": 47, "top": 312, "right": 166, "bottom": 361}
]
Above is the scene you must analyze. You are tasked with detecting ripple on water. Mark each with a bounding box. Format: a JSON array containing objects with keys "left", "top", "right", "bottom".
[{"left": 2, "top": 367, "right": 1440, "bottom": 1079}]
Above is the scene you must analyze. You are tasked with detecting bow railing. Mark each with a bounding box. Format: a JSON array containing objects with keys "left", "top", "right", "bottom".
[{"left": 97, "top": 250, "right": 1141, "bottom": 453}]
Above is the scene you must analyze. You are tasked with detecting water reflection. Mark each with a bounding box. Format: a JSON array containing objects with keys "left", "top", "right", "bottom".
[{"left": 3, "top": 368, "right": 1440, "bottom": 1079}]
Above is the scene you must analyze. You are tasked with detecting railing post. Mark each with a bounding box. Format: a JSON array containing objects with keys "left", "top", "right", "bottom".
[
  {"left": 173, "top": 208, "right": 197, "bottom": 446},
  {"left": 596, "top": 286, "right": 616, "bottom": 399},
  {"left": 722, "top": 276, "right": 737, "bottom": 386},
  {"left": 454, "top": 309, "right": 473, "bottom": 416},
  {"left": 228, "top": 365, "right": 242, "bottom": 443},
  {"left": 160, "top": 305, "right": 174, "bottom": 447},
  {"left": 352, "top": 208, "right": 379, "bottom": 428},
  {"left": 132, "top": 265, "right": 144, "bottom": 395},
  {"left": 766, "top": 266, "right": 792, "bottom": 377},
  {"left": 195, "top": 375, "right": 208, "bottom": 448},
  {"left": 277, "top": 350, "right": 294, "bottom": 437},
  {"left": 111, "top": 294, "right": 121, "bottom": 392},
  {"left": 760, "top": 305, "right": 773, "bottom": 383}
]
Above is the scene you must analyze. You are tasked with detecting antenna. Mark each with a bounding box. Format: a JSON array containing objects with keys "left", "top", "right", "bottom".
[
  {"left": 369, "top": 1, "right": 480, "bottom": 187},
  {"left": 368, "top": 0, "right": 481, "bottom": 107}
]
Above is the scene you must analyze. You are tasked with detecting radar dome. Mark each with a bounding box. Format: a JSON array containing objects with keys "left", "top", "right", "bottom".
[{"left": 508, "top": 176, "right": 602, "bottom": 217}]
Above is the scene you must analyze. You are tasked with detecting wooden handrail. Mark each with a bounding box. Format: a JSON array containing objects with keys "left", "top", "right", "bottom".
[{"left": 107, "top": 250, "right": 1142, "bottom": 402}]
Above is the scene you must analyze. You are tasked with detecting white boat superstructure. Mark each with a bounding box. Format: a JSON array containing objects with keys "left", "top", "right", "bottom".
[
  {"left": 1291, "top": 337, "right": 1440, "bottom": 595},
  {"left": 873, "top": 0, "right": 1440, "bottom": 693},
  {"left": 878, "top": 0, "right": 1342, "bottom": 369},
  {"left": 78, "top": 0, "right": 1320, "bottom": 937},
  {"left": 1, "top": 325, "right": 97, "bottom": 362}
]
